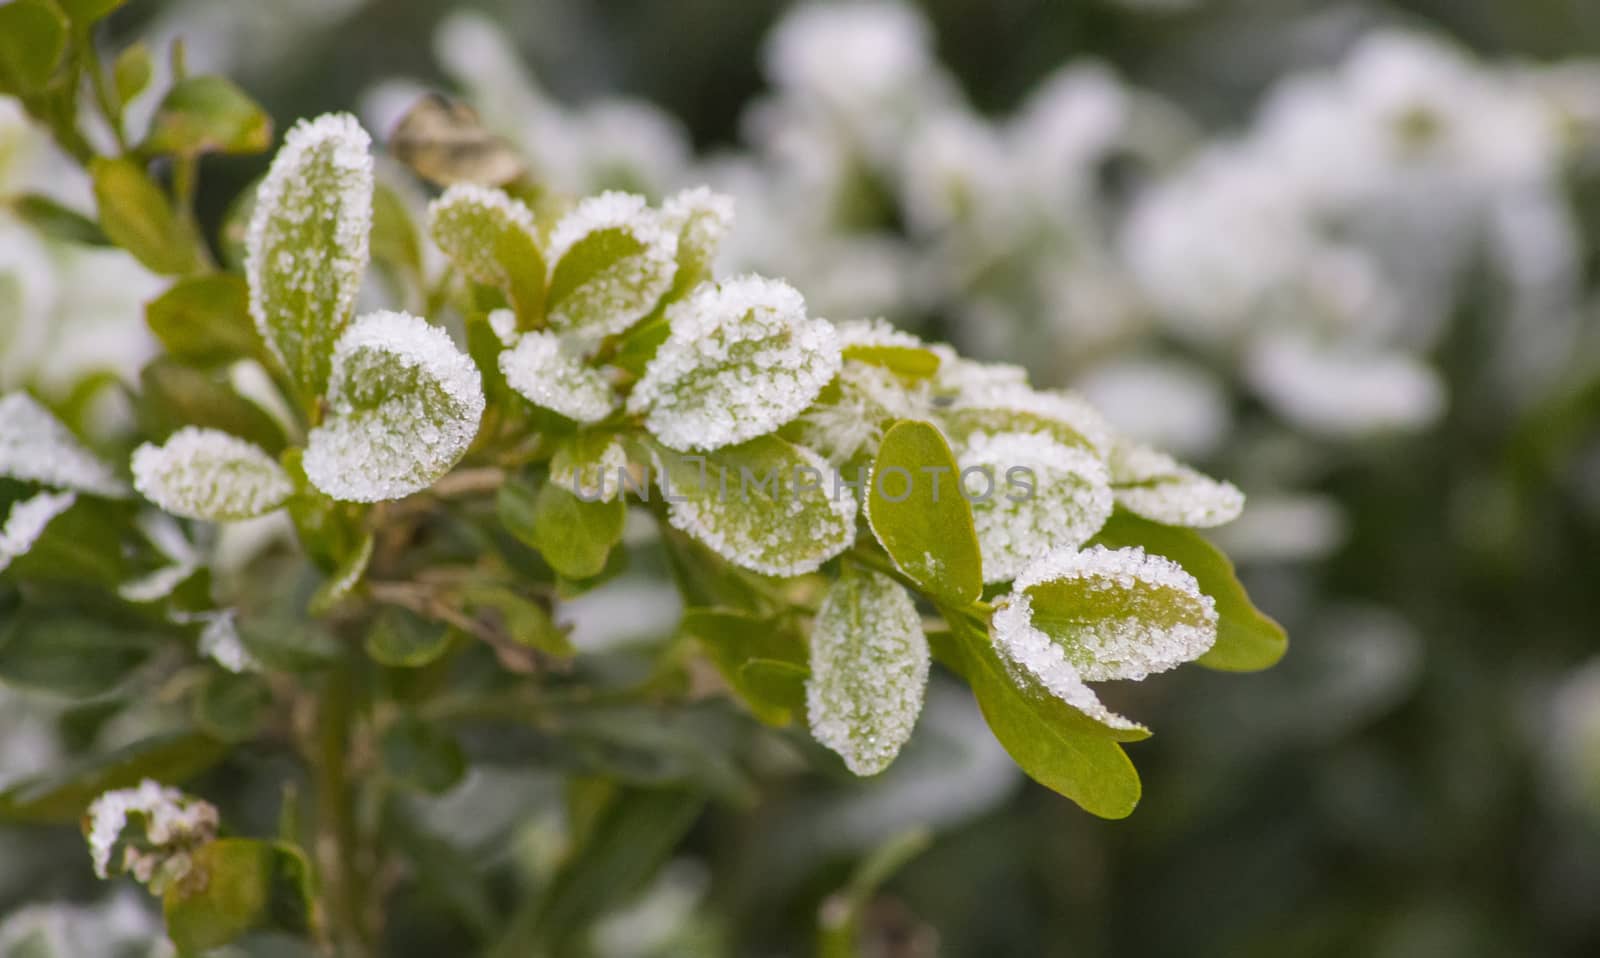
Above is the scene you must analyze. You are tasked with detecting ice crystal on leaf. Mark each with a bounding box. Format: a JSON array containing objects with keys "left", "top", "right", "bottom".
[
  {"left": 0, "top": 491, "right": 76, "bottom": 575},
  {"left": 498, "top": 327, "right": 618, "bottom": 424},
  {"left": 990, "top": 593, "right": 1145, "bottom": 733},
  {"left": 959, "top": 431, "right": 1113, "bottom": 583},
  {"left": 806, "top": 567, "right": 930, "bottom": 775},
  {"left": 245, "top": 113, "right": 374, "bottom": 398},
  {"left": 944, "top": 382, "right": 1113, "bottom": 455},
  {"left": 304, "top": 312, "right": 485, "bottom": 502},
  {"left": 544, "top": 191, "right": 678, "bottom": 337},
  {"left": 1007, "top": 544, "right": 1217, "bottom": 683},
  {"left": 427, "top": 184, "right": 545, "bottom": 317},
  {"left": 131, "top": 428, "right": 293, "bottom": 521},
  {"left": 1107, "top": 439, "right": 1244, "bottom": 528},
  {"left": 84, "top": 780, "right": 218, "bottom": 892},
  {"left": 660, "top": 186, "right": 735, "bottom": 294},
  {"left": 794, "top": 362, "right": 929, "bottom": 465},
  {"left": 0, "top": 393, "right": 130, "bottom": 497},
  {"left": 653, "top": 436, "right": 856, "bottom": 576},
  {"left": 629, "top": 276, "right": 841, "bottom": 452}
]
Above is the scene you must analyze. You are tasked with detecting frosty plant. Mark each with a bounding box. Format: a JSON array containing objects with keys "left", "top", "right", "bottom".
[{"left": 0, "top": 7, "right": 1282, "bottom": 954}]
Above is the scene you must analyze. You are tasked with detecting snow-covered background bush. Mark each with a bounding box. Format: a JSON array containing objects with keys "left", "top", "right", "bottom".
[{"left": 3, "top": 0, "right": 1600, "bottom": 954}]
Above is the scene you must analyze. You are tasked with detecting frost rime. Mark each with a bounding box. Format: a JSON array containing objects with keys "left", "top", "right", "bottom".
[
  {"left": 0, "top": 393, "right": 130, "bottom": 497},
  {"left": 304, "top": 311, "right": 485, "bottom": 502},
  {"left": 629, "top": 276, "right": 841, "bottom": 451},
  {"left": 498, "top": 329, "right": 618, "bottom": 424},
  {"left": 807, "top": 569, "right": 930, "bottom": 775},
  {"left": 131, "top": 427, "right": 293, "bottom": 521}
]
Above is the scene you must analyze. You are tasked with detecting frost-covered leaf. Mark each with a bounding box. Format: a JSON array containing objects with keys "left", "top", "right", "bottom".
[
  {"left": 544, "top": 191, "right": 677, "bottom": 336},
  {"left": 498, "top": 327, "right": 618, "bottom": 424},
  {"left": 837, "top": 318, "right": 941, "bottom": 378},
  {"left": 929, "top": 346, "right": 1028, "bottom": 393},
  {"left": 131, "top": 427, "right": 292, "bottom": 521},
  {"left": 550, "top": 432, "right": 630, "bottom": 503},
  {"left": 660, "top": 186, "right": 734, "bottom": 297},
  {"left": 958, "top": 432, "right": 1113, "bottom": 584},
  {"left": 1003, "top": 544, "right": 1217, "bottom": 694},
  {"left": 943, "top": 382, "right": 1112, "bottom": 455},
  {"left": 1108, "top": 440, "right": 1243, "bottom": 528},
  {"left": 630, "top": 276, "right": 841, "bottom": 452},
  {"left": 1091, "top": 511, "right": 1285, "bottom": 671},
  {"left": 0, "top": 491, "right": 77, "bottom": 575},
  {"left": 0, "top": 394, "right": 129, "bottom": 497},
  {"left": 303, "top": 311, "right": 485, "bottom": 502},
  {"left": 653, "top": 435, "right": 857, "bottom": 577},
  {"left": 806, "top": 567, "right": 929, "bottom": 775},
  {"left": 792, "top": 363, "right": 929, "bottom": 467},
  {"left": 928, "top": 620, "right": 1143, "bottom": 818},
  {"left": 427, "top": 184, "right": 545, "bottom": 320},
  {"left": 84, "top": 780, "right": 218, "bottom": 889},
  {"left": 245, "top": 113, "right": 374, "bottom": 399},
  {"left": 865, "top": 420, "right": 982, "bottom": 606}
]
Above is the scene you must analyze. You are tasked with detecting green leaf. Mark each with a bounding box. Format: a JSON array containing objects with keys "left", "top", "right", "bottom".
[
  {"left": 192, "top": 671, "right": 272, "bottom": 743},
  {"left": 460, "top": 583, "right": 574, "bottom": 659},
  {"left": 652, "top": 434, "right": 857, "bottom": 577},
  {"left": 0, "top": 0, "right": 68, "bottom": 94},
  {"left": 544, "top": 191, "right": 677, "bottom": 337},
  {"left": 11, "top": 193, "right": 109, "bottom": 245},
  {"left": 56, "top": 0, "right": 126, "bottom": 27},
  {"left": 364, "top": 607, "right": 452, "bottom": 668},
  {"left": 371, "top": 181, "right": 423, "bottom": 283},
  {"left": 0, "top": 609, "right": 159, "bottom": 699},
  {"left": 0, "top": 731, "right": 226, "bottom": 823},
  {"left": 163, "top": 839, "right": 313, "bottom": 952},
  {"left": 679, "top": 608, "right": 807, "bottom": 725},
  {"left": 303, "top": 311, "right": 484, "bottom": 502},
  {"left": 521, "top": 479, "right": 625, "bottom": 580},
  {"left": 137, "top": 359, "right": 288, "bottom": 455},
  {"left": 308, "top": 530, "right": 373, "bottom": 614},
  {"left": 928, "top": 619, "right": 1143, "bottom": 819},
  {"left": 236, "top": 618, "right": 342, "bottom": 674},
  {"left": 806, "top": 567, "right": 929, "bottom": 775},
  {"left": 89, "top": 157, "right": 200, "bottom": 276},
  {"left": 628, "top": 276, "right": 841, "bottom": 452},
  {"left": 1, "top": 494, "right": 130, "bottom": 584},
  {"left": 245, "top": 113, "right": 373, "bottom": 399},
  {"left": 131, "top": 426, "right": 292, "bottom": 521},
  {"left": 112, "top": 41, "right": 152, "bottom": 105},
  {"left": 1090, "top": 510, "right": 1287, "bottom": 671},
  {"left": 380, "top": 715, "right": 466, "bottom": 794},
  {"left": 866, "top": 420, "right": 982, "bottom": 606},
  {"left": 143, "top": 74, "right": 272, "bottom": 158},
  {"left": 428, "top": 184, "right": 545, "bottom": 322},
  {"left": 145, "top": 273, "right": 268, "bottom": 368},
  {"left": 524, "top": 788, "right": 704, "bottom": 954}
]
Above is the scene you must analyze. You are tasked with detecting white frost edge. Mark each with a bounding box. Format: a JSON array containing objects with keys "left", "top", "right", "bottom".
[
  {"left": 130, "top": 427, "right": 293, "bottom": 521},
  {"left": 0, "top": 491, "right": 77, "bottom": 575}
]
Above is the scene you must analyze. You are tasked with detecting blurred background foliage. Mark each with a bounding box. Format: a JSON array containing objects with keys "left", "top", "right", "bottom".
[{"left": 4, "top": 0, "right": 1600, "bottom": 955}]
